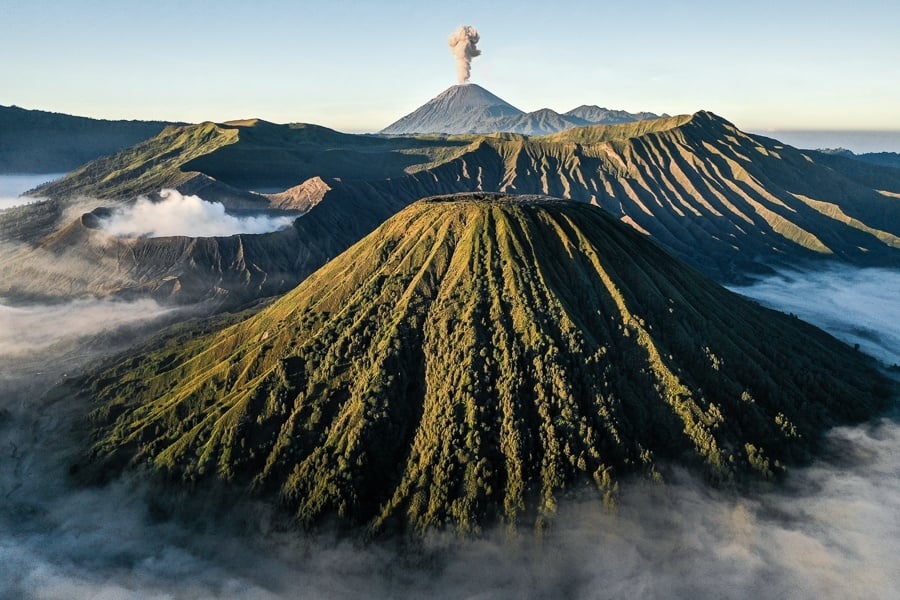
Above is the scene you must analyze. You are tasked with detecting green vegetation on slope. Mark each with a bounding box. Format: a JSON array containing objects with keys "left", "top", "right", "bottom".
[
  {"left": 537, "top": 114, "right": 693, "bottom": 144},
  {"left": 84, "top": 195, "right": 890, "bottom": 536},
  {"left": 35, "top": 122, "right": 240, "bottom": 200}
]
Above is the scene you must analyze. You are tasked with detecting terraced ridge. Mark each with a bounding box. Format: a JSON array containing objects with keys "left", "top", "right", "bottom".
[{"left": 85, "top": 195, "right": 890, "bottom": 535}]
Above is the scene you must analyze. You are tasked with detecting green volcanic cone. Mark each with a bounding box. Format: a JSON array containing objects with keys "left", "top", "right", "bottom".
[{"left": 85, "top": 194, "right": 890, "bottom": 535}]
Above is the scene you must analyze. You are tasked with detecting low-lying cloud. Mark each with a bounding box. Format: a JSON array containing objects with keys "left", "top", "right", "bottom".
[
  {"left": 0, "top": 298, "right": 173, "bottom": 356},
  {"left": 0, "top": 173, "right": 63, "bottom": 210},
  {"left": 0, "top": 266, "right": 897, "bottom": 599},
  {"left": 100, "top": 189, "right": 296, "bottom": 238},
  {"left": 0, "top": 196, "right": 42, "bottom": 211},
  {"left": 729, "top": 266, "right": 900, "bottom": 366}
]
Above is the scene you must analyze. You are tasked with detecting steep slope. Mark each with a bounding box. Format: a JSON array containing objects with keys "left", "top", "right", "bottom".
[
  {"left": 0, "top": 208, "right": 301, "bottom": 306},
  {"left": 294, "top": 113, "right": 900, "bottom": 281},
  {"left": 84, "top": 195, "right": 890, "bottom": 535},
  {"left": 381, "top": 84, "right": 524, "bottom": 135},
  {"left": 0, "top": 104, "right": 177, "bottom": 173},
  {"left": 392, "top": 113, "right": 900, "bottom": 278},
  {"left": 34, "top": 119, "right": 460, "bottom": 203},
  {"left": 0, "top": 189, "right": 393, "bottom": 307},
  {"left": 852, "top": 151, "right": 900, "bottom": 169},
  {"left": 31, "top": 121, "right": 246, "bottom": 204}
]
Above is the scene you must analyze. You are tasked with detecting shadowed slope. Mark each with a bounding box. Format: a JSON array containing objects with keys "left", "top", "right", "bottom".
[
  {"left": 85, "top": 196, "right": 889, "bottom": 535},
  {"left": 0, "top": 104, "right": 177, "bottom": 173}
]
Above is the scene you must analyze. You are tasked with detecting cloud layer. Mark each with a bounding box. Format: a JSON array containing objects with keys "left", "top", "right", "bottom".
[
  {"left": 729, "top": 266, "right": 900, "bottom": 365},
  {"left": 0, "top": 173, "right": 62, "bottom": 210},
  {"left": 100, "top": 189, "right": 296, "bottom": 238},
  {"left": 0, "top": 298, "right": 173, "bottom": 356}
]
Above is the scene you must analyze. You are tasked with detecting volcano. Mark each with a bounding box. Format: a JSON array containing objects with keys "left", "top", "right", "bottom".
[
  {"left": 84, "top": 194, "right": 889, "bottom": 535},
  {"left": 380, "top": 84, "right": 663, "bottom": 135},
  {"left": 380, "top": 83, "right": 525, "bottom": 135}
]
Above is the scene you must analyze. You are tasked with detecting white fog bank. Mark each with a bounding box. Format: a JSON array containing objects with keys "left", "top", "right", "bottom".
[
  {"left": 729, "top": 266, "right": 900, "bottom": 366},
  {"left": 100, "top": 189, "right": 296, "bottom": 238},
  {"left": 0, "top": 297, "right": 175, "bottom": 356},
  {"left": 0, "top": 173, "right": 64, "bottom": 210}
]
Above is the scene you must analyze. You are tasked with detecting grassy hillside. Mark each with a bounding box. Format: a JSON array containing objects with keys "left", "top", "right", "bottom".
[
  {"left": 35, "top": 119, "right": 470, "bottom": 200},
  {"left": 32, "top": 122, "right": 241, "bottom": 200},
  {"left": 538, "top": 114, "right": 693, "bottom": 144},
  {"left": 84, "top": 196, "right": 890, "bottom": 535}
]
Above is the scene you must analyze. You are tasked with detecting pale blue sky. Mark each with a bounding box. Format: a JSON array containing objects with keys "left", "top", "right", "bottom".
[{"left": 2, "top": 0, "right": 899, "bottom": 136}]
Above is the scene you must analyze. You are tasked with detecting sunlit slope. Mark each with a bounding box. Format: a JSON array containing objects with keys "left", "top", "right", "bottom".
[
  {"left": 34, "top": 122, "right": 241, "bottom": 201},
  {"left": 35, "top": 119, "right": 467, "bottom": 202},
  {"left": 86, "top": 196, "right": 889, "bottom": 535}
]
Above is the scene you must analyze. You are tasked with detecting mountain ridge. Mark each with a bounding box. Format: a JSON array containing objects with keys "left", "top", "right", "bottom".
[
  {"left": 6, "top": 111, "right": 900, "bottom": 306},
  {"left": 0, "top": 104, "right": 180, "bottom": 173},
  {"left": 380, "top": 84, "right": 663, "bottom": 135}
]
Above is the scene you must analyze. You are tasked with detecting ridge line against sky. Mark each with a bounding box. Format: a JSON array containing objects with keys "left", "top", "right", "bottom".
[{"left": 2, "top": 0, "right": 899, "bottom": 136}]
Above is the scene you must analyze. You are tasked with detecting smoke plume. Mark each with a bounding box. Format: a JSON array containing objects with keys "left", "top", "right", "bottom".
[
  {"left": 100, "top": 189, "right": 296, "bottom": 238},
  {"left": 448, "top": 25, "right": 481, "bottom": 84}
]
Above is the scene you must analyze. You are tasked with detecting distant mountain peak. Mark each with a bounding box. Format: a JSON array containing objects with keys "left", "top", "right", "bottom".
[
  {"left": 564, "top": 104, "right": 669, "bottom": 125},
  {"left": 380, "top": 84, "right": 523, "bottom": 135},
  {"left": 434, "top": 83, "right": 522, "bottom": 110},
  {"left": 381, "top": 85, "right": 664, "bottom": 136}
]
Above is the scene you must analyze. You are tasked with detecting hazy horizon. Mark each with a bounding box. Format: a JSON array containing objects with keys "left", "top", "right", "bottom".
[
  {"left": 5, "top": 99, "right": 900, "bottom": 155},
  {"left": 2, "top": 1, "right": 898, "bottom": 134}
]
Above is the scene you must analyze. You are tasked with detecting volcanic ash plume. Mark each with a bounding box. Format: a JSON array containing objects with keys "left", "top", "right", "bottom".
[{"left": 448, "top": 25, "right": 481, "bottom": 84}]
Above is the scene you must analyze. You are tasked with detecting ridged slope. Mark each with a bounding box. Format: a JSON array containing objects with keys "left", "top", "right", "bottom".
[
  {"left": 86, "top": 195, "right": 889, "bottom": 535},
  {"left": 377, "top": 112, "right": 900, "bottom": 278}
]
